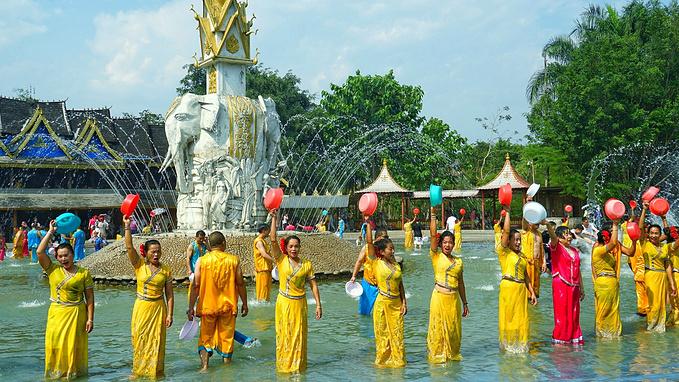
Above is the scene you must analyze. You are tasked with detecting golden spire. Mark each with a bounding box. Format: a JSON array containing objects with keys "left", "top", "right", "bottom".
[
  {"left": 505, "top": 153, "right": 510, "bottom": 161},
  {"left": 195, "top": 0, "right": 257, "bottom": 68}
]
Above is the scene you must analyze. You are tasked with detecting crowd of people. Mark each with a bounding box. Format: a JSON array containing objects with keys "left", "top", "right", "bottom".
[{"left": 28, "top": 194, "right": 679, "bottom": 378}]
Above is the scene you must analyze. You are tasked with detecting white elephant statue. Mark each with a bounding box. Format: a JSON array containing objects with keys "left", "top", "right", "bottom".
[{"left": 161, "top": 92, "right": 282, "bottom": 230}]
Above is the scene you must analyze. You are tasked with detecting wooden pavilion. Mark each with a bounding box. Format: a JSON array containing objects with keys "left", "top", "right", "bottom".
[
  {"left": 477, "top": 153, "right": 530, "bottom": 229},
  {"left": 355, "top": 159, "right": 412, "bottom": 228}
]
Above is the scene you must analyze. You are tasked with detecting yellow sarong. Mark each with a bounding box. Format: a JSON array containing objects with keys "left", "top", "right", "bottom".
[
  {"left": 593, "top": 276, "right": 621, "bottom": 337},
  {"left": 497, "top": 246, "right": 529, "bottom": 353},
  {"left": 256, "top": 271, "right": 272, "bottom": 302},
  {"left": 275, "top": 255, "right": 315, "bottom": 373},
  {"left": 403, "top": 222, "right": 413, "bottom": 249},
  {"left": 131, "top": 263, "right": 171, "bottom": 377},
  {"left": 276, "top": 295, "right": 307, "bottom": 373},
  {"left": 666, "top": 246, "right": 679, "bottom": 326},
  {"left": 592, "top": 244, "right": 622, "bottom": 338},
  {"left": 668, "top": 272, "right": 679, "bottom": 326},
  {"left": 373, "top": 259, "right": 405, "bottom": 368},
  {"left": 373, "top": 295, "right": 405, "bottom": 368},
  {"left": 427, "top": 290, "right": 462, "bottom": 362},
  {"left": 427, "top": 249, "right": 463, "bottom": 363},
  {"left": 642, "top": 242, "right": 670, "bottom": 332},
  {"left": 44, "top": 263, "right": 93, "bottom": 379}
]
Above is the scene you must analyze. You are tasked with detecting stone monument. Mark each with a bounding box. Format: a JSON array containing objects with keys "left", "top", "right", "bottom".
[{"left": 160, "top": 0, "right": 285, "bottom": 230}]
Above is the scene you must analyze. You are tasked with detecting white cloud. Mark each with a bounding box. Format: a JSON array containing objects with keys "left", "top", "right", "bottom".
[
  {"left": 88, "top": 1, "right": 197, "bottom": 92},
  {"left": 0, "top": 0, "right": 48, "bottom": 46}
]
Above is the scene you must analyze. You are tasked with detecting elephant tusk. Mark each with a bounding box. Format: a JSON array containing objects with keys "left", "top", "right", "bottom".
[{"left": 159, "top": 150, "right": 173, "bottom": 172}]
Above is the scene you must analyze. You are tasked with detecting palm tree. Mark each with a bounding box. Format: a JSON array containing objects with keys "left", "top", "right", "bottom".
[{"left": 526, "top": 4, "right": 615, "bottom": 104}]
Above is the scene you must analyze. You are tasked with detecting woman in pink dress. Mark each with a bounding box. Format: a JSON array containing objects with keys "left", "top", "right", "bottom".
[{"left": 546, "top": 223, "right": 584, "bottom": 345}]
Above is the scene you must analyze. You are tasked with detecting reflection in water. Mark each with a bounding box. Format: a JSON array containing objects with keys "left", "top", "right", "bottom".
[
  {"left": 592, "top": 337, "right": 623, "bottom": 379},
  {"left": 498, "top": 353, "right": 540, "bottom": 380},
  {"left": 549, "top": 345, "right": 588, "bottom": 380}
]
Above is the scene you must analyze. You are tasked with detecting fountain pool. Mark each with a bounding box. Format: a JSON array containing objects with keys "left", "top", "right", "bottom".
[{"left": 1, "top": 242, "right": 677, "bottom": 381}]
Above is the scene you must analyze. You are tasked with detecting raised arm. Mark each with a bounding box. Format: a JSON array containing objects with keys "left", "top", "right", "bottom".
[
  {"left": 269, "top": 209, "right": 283, "bottom": 261},
  {"left": 500, "top": 209, "right": 511, "bottom": 248},
  {"left": 639, "top": 201, "right": 648, "bottom": 243},
  {"left": 430, "top": 207, "right": 438, "bottom": 250},
  {"left": 36, "top": 220, "right": 56, "bottom": 271},
  {"left": 545, "top": 220, "right": 558, "bottom": 248},
  {"left": 123, "top": 216, "right": 141, "bottom": 268},
  {"left": 604, "top": 222, "right": 619, "bottom": 253}
]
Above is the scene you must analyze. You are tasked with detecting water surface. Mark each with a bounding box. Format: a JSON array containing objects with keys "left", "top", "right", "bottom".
[{"left": 1, "top": 242, "right": 676, "bottom": 381}]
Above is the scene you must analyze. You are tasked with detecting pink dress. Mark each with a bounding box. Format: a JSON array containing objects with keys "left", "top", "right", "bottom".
[
  {"left": 0, "top": 237, "right": 5, "bottom": 260},
  {"left": 550, "top": 242, "right": 583, "bottom": 344}
]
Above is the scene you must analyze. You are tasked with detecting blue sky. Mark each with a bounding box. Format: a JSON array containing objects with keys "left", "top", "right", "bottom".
[{"left": 0, "top": 0, "right": 630, "bottom": 141}]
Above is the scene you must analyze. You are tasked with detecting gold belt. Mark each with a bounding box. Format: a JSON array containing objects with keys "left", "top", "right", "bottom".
[
  {"left": 435, "top": 282, "right": 458, "bottom": 292},
  {"left": 278, "top": 290, "right": 305, "bottom": 300},
  {"left": 50, "top": 298, "right": 84, "bottom": 306},
  {"left": 378, "top": 290, "right": 400, "bottom": 299},
  {"left": 136, "top": 293, "right": 164, "bottom": 302},
  {"left": 501, "top": 275, "right": 523, "bottom": 284},
  {"left": 596, "top": 272, "right": 616, "bottom": 278}
]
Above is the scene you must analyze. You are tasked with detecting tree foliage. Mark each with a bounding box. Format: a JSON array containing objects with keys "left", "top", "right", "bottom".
[{"left": 527, "top": 0, "right": 679, "bottom": 198}]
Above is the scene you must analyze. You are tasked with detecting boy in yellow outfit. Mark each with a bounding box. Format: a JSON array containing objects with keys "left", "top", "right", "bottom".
[{"left": 187, "top": 231, "right": 248, "bottom": 370}]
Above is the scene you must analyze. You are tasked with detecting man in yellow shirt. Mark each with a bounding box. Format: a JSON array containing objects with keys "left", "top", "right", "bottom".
[
  {"left": 188, "top": 231, "right": 248, "bottom": 370},
  {"left": 253, "top": 224, "right": 274, "bottom": 301}
]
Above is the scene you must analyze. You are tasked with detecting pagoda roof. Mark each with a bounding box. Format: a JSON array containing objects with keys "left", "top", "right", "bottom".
[
  {"left": 68, "top": 108, "right": 116, "bottom": 143},
  {"left": 6, "top": 106, "right": 73, "bottom": 160},
  {"left": 0, "top": 97, "right": 70, "bottom": 136},
  {"left": 356, "top": 159, "right": 411, "bottom": 194},
  {"left": 74, "top": 118, "right": 123, "bottom": 162},
  {"left": 148, "top": 123, "right": 168, "bottom": 161},
  {"left": 111, "top": 118, "right": 156, "bottom": 161},
  {"left": 477, "top": 153, "right": 530, "bottom": 190}
]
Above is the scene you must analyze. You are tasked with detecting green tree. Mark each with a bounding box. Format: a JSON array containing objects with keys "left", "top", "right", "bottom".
[
  {"left": 527, "top": 1, "right": 679, "bottom": 199},
  {"left": 176, "top": 64, "right": 206, "bottom": 95},
  {"left": 245, "top": 65, "right": 314, "bottom": 125}
]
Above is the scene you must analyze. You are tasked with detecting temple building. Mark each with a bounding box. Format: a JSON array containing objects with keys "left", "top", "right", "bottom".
[{"left": 0, "top": 96, "right": 175, "bottom": 237}]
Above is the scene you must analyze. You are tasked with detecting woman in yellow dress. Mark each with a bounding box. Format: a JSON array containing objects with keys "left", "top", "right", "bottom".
[
  {"left": 269, "top": 210, "right": 322, "bottom": 374},
  {"left": 453, "top": 216, "right": 463, "bottom": 252},
  {"left": 591, "top": 220, "right": 636, "bottom": 338},
  {"left": 123, "top": 216, "right": 174, "bottom": 378},
  {"left": 365, "top": 222, "right": 407, "bottom": 368},
  {"left": 37, "top": 220, "right": 94, "bottom": 379},
  {"left": 662, "top": 223, "right": 679, "bottom": 326},
  {"left": 639, "top": 201, "right": 677, "bottom": 332},
  {"left": 427, "top": 207, "right": 468, "bottom": 363},
  {"left": 403, "top": 216, "right": 415, "bottom": 249},
  {"left": 497, "top": 210, "right": 537, "bottom": 353}
]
